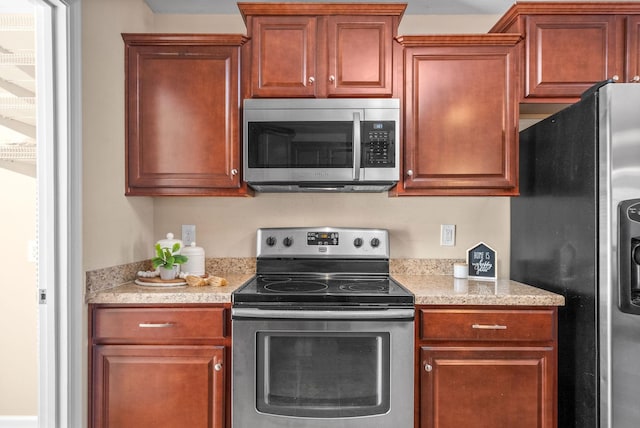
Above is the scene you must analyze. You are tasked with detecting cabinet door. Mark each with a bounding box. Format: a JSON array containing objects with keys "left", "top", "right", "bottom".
[
  {"left": 401, "top": 44, "right": 518, "bottom": 195},
  {"left": 326, "top": 16, "right": 393, "bottom": 97},
  {"left": 419, "top": 346, "right": 556, "bottom": 428},
  {"left": 524, "top": 15, "right": 620, "bottom": 100},
  {"left": 251, "top": 16, "right": 317, "bottom": 97},
  {"left": 626, "top": 16, "right": 640, "bottom": 82},
  {"left": 92, "top": 345, "right": 225, "bottom": 428},
  {"left": 125, "top": 37, "right": 245, "bottom": 196}
]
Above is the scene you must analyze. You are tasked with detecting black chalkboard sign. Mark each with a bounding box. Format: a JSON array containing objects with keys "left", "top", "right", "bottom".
[{"left": 467, "top": 242, "right": 497, "bottom": 280}]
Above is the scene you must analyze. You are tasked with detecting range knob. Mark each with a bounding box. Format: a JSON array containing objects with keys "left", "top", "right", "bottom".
[
  {"left": 283, "top": 237, "right": 294, "bottom": 247},
  {"left": 265, "top": 236, "right": 277, "bottom": 247},
  {"left": 370, "top": 238, "right": 380, "bottom": 248},
  {"left": 353, "top": 238, "right": 364, "bottom": 248}
]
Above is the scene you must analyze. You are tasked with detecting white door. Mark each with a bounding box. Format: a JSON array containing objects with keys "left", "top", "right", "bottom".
[
  {"left": 0, "top": 0, "right": 86, "bottom": 428},
  {"left": 35, "top": 0, "right": 82, "bottom": 427}
]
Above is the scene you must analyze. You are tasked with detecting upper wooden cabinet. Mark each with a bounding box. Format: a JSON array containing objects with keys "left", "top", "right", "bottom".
[
  {"left": 123, "top": 34, "right": 251, "bottom": 196},
  {"left": 238, "top": 2, "right": 405, "bottom": 98},
  {"left": 395, "top": 35, "right": 521, "bottom": 196},
  {"left": 491, "top": 2, "right": 640, "bottom": 103}
]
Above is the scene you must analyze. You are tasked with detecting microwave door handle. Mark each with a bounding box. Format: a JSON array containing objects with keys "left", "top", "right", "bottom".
[{"left": 353, "top": 112, "right": 361, "bottom": 180}]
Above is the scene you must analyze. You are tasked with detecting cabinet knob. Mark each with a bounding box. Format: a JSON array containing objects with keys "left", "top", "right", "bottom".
[
  {"left": 424, "top": 363, "right": 433, "bottom": 372},
  {"left": 406, "top": 170, "right": 414, "bottom": 177},
  {"left": 308, "top": 76, "right": 315, "bottom": 84},
  {"left": 329, "top": 75, "right": 335, "bottom": 83},
  {"left": 612, "top": 75, "right": 620, "bottom": 82},
  {"left": 214, "top": 363, "right": 223, "bottom": 372},
  {"left": 231, "top": 168, "right": 238, "bottom": 176},
  {"left": 631, "top": 76, "right": 640, "bottom": 83}
]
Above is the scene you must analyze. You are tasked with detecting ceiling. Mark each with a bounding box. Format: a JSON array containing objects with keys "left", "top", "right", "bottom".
[
  {"left": 144, "top": 0, "right": 517, "bottom": 15},
  {"left": 0, "top": 1, "right": 35, "bottom": 162}
]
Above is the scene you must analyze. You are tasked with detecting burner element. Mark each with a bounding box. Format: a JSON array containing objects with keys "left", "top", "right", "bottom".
[
  {"left": 264, "top": 281, "right": 329, "bottom": 293},
  {"left": 339, "top": 280, "right": 389, "bottom": 293}
]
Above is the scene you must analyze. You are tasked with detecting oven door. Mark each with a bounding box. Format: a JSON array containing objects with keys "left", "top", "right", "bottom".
[{"left": 232, "top": 308, "right": 414, "bottom": 428}]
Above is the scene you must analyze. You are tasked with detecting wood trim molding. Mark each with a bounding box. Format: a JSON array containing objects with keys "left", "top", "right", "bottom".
[
  {"left": 121, "top": 33, "right": 249, "bottom": 46},
  {"left": 238, "top": 2, "right": 407, "bottom": 21},
  {"left": 396, "top": 34, "right": 522, "bottom": 47},
  {"left": 491, "top": 1, "right": 640, "bottom": 32}
]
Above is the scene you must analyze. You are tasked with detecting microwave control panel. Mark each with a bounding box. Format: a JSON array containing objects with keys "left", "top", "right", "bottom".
[{"left": 362, "top": 121, "right": 395, "bottom": 167}]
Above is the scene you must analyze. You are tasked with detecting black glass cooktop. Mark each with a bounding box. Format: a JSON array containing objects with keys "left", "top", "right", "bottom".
[{"left": 233, "top": 274, "right": 414, "bottom": 307}]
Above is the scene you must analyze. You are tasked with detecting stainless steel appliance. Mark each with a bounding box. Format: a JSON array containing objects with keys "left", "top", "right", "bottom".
[
  {"left": 242, "top": 98, "right": 400, "bottom": 192},
  {"left": 511, "top": 81, "right": 640, "bottom": 427},
  {"left": 232, "top": 227, "right": 414, "bottom": 428}
]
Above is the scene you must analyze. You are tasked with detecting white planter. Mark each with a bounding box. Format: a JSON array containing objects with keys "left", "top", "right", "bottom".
[{"left": 159, "top": 265, "right": 178, "bottom": 280}]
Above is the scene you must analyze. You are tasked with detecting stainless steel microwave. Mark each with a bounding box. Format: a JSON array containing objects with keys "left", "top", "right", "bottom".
[{"left": 242, "top": 98, "right": 400, "bottom": 192}]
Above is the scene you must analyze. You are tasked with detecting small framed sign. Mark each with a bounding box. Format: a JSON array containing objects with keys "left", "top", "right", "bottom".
[{"left": 467, "top": 242, "right": 497, "bottom": 280}]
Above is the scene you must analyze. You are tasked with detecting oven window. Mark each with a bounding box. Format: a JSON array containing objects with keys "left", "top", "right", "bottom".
[
  {"left": 256, "top": 332, "right": 390, "bottom": 418},
  {"left": 247, "top": 121, "right": 353, "bottom": 168}
]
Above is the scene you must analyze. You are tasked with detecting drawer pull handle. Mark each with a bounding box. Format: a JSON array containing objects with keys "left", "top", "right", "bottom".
[
  {"left": 214, "top": 363, "right": 223, "bottom": 372},
  {"left": 472, "top": 323, "right": 507, "bottom": 330},
  {"left": 138, "top": 322, "right": 174, "bottom": 328}
]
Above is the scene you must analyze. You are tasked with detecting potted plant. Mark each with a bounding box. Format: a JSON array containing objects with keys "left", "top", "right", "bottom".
[{"left": 152, "top": 243, "right": 188, "bottom": 280}]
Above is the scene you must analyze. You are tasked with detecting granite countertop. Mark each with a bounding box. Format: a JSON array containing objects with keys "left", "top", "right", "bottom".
[
  {"left": 393, "top": 275, "right": 565, "bottom": 306},
  {"left": 86, "top": 272, "right": 565, "bottom": 306},
  {"left": 85, "top": 273, "right": 254, "bottom": 305}
]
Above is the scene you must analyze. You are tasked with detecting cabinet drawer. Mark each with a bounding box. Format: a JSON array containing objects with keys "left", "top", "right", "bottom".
[
  {"left": 93, "top": 307, "right": 226, "bottom": 343},
  {"left": 419, "top": 308, "right": 555, "bottom": 342}
]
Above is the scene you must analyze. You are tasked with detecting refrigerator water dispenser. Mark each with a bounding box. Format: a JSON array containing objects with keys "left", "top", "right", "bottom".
[{"left": 619, "top": 199, "right": 640, "bottom": 315}]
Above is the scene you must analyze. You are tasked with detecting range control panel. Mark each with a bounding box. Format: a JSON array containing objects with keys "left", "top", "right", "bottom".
[{"left": 257, "top": 227, "right": 389, "bottom": 259}]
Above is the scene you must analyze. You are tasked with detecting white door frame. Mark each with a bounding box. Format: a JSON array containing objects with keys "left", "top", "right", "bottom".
[{"left": 35, "top": 0, "right": 82, "bottom": 427}]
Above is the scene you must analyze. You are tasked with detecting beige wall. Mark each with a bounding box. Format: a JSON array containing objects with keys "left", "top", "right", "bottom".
[
  {"left": 82, "top": 0, "right": 155, "bottom": 271},
  {"left": 83, "top": 0, "right": 513, "bottom": 278},
  {"left": 399, "top": 14, "right": 500, "bottom": 34},
  {"left": 0, "top": 164, "right": 37, "bottom": 415}
]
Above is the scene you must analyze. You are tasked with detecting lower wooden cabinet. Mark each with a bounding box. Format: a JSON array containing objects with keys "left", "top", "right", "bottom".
[
  {"left": 416, "top": 306, "right": 558, "bottom": 428},
  {"left": 89, "top": 305, "right": 230, "bottom": 428},
  {"left": 89, "top": 303, "right": 557, "bottom": 427},
  {"left": 93, "top": 345, "right": 225, "bottom": 428}
]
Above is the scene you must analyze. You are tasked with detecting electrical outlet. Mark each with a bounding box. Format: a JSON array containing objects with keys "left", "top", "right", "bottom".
[
  {"left": 182, "top": 224, "right": 196, "bottom": 246},
  {"left": 440, "top": 224, "right": 456, "bottom": 246}
]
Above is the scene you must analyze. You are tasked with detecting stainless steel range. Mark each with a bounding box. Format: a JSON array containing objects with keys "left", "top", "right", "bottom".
[{"left": 232, "top": 227, "right": 414, "bottom": 428}]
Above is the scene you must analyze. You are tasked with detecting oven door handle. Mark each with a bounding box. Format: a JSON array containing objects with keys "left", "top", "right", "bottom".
[{"left": 232, "top": 307, "right": 414, "bottom": 320}]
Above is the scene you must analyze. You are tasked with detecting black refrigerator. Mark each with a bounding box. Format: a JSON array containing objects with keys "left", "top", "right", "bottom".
[{"left": 511, "top": 82, "right": 640, "bottom": 428}]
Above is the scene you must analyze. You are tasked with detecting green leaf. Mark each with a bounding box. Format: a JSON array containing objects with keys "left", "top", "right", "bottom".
[
  {"left": 155, "top": 243, "right": 163, "bottom": 258},
  {"left": 172, "top": 242, "right": 181, "bottom": 252},
  {"left": 173, "top": 255, "right": 188, "bottom": 264}
]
